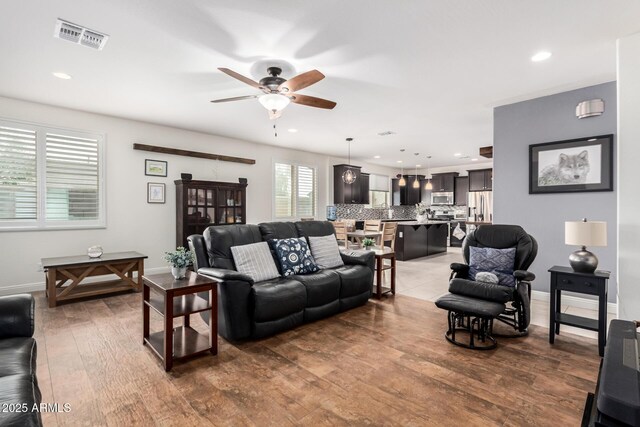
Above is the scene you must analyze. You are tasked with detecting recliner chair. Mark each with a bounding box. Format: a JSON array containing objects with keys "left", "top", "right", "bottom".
[{"left": 436, "top": 225, "right": 537, "bottom": 349}]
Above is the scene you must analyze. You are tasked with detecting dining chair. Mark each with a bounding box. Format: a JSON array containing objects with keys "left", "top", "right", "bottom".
[
  {"left": 364, "top": 220, "right": 382, "bottom": 245},
  {"left": 381, "top": 221, "right": 398, "bottom": 250},
  {"left": 333, "top": 221, "right": 348, "bottom": 248}
]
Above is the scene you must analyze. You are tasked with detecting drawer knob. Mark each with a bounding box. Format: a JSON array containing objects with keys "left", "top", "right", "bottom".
[{"left": 562, "top": 279, "right": 569, "bottom": 284}]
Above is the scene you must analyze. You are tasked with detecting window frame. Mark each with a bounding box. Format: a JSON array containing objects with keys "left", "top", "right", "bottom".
[
  {"left": 272, "top": 159, "right": 318, "bottom": 221},
  {"left": 0, "top": 117, "right": 106, "bottom": 231}
]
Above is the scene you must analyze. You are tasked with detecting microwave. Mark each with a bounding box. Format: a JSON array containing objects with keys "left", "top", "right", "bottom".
[{"left": 431, "top": 192, "right": 453, "bottom": 205}]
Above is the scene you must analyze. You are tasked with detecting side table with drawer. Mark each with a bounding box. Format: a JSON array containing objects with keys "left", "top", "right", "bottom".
[{"left": 548, "top": 265, "right": 610, "bottom": 357}]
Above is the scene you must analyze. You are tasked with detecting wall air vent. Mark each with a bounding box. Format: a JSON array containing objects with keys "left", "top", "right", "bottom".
[
  {"left": 54, "top": 19, "right": 109, "bottom": 50},
  {"left": 377, "top": 131, "right": 396, "bottom": 136}
]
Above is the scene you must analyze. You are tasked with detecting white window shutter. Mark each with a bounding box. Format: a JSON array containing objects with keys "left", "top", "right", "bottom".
[{"left": 0, "top": 125, "right": 37, "bottom": 220}]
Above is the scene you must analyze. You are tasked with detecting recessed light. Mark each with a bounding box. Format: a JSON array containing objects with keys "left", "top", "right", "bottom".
[
  {"left": 531, "top": 51, "right": 552, "bottom": 62},
  {"left": 416, "top": 164, "right": 421, "bottom": 168},
  {"left": 373, "top": 155, "right": 381, "bottom": 159},
  {"left": 52, "top": 72, "right": 72, "bottom": 80},
  {"left": 588, "top": 138, "right": 597, "bottom": 142},
  {"left": 454, "top": 153, "right": 462, "bottom": 157},
  {"left": 471, "top": 158, "right": 478, "bottom": 161},
  {"left": 397, "top": 160, "right": 403, "bottom": 163},
  {"left": 288, "top": 128, "right": 298, "bottom": 133}
]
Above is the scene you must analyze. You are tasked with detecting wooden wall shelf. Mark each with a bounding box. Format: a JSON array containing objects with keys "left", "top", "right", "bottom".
[{"left": 133, "top": 143, "right": 256, "bottom": 165}]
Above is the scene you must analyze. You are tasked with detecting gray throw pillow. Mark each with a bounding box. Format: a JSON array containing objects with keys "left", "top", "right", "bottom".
[
  {"left": 308, "top": 235, "right": 344, "bottom": 269},
  {"left": 230, "top": 242, "right": 280, "bottom": 282}
]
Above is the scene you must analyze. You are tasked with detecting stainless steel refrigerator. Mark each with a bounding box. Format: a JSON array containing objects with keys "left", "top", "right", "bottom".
[{"left": 468, "top": 191, "right": 493, "bottom": 222}]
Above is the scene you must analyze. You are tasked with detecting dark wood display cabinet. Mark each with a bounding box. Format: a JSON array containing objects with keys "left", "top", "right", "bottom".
[
  {"left": 175, "top": 179, "right": 248, "bottom": 247},
  {"left": 430, "top": 172, "right": 458, "bottom": 192},
  {"left": 454, "top": 176, "right": 469, "bottom": 206},
  {"left": 468, "top": 169, "right": 493, "bottom": 191},
  {"left": 333, "top": 165, "right": 370, "bottom": 204}
]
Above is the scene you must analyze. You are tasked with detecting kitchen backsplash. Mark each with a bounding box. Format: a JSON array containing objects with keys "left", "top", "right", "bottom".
[{"left": 333, "top": 204, "right": 416, "bottom": 220}]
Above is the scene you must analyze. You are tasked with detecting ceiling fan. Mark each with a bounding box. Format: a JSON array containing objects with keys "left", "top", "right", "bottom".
[{"left": 211, "top": 66, "right": 337, "bottom": 119}]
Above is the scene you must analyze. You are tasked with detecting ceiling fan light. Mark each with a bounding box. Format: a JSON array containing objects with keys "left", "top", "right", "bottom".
[
  {"left": 342, "top": 168, "right": 357, "bottom": 185},
  {"left": 259, "top": 93, "right": 290, "bottom": 112}
]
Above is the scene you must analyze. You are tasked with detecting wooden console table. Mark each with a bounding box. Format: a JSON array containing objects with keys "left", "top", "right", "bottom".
[{"left": 42, "top": 251, "right": 147, "bottom": 308}]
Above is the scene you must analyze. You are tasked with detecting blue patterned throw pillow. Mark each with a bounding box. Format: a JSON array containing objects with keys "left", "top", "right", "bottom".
[
  {"left": 468, "top": 247, "right": 516, "bottom": 287},
  {"left": 270, "top": 237, "right": 319, "bottom": 276}
]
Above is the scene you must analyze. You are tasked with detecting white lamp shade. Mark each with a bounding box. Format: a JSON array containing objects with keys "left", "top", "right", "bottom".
[
  {"left": 259, "top": 93, "right": 290, "bottom": 111},
  {"left": 565, "top": 220, "right": 607, "bottom": 247}
]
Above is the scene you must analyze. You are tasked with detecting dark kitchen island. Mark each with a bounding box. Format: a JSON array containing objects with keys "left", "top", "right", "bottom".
[{"left": 394, "top": 221, "right": 449, "bottom": 261}]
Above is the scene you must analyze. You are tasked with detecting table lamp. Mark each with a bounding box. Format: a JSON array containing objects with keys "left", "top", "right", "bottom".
[{"left": 565, "top": 218, "right": 607, "bottom": 273}]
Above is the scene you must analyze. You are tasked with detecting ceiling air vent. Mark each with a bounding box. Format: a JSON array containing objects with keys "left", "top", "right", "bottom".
[
  {"left": 377, "top": 131, "right": 396, "bottom": 136},
  {"left": 54, "top": 19, "right": 109, "bottom": 50}
]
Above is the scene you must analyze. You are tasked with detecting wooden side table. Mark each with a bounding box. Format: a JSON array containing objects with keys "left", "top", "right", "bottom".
[
  {"left": 548, "top": 265, "right": 610, "bottom": 356},
  {"left": 371, "top": 247, "right": 396, "bottom": 299},
  {"left": 142, "top": 271, "right": 218, "bottom": 371}
]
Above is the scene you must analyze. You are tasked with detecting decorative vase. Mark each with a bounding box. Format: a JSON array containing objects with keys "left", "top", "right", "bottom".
[
  {"left": 171, "top": 266, "right": 187, "bottom": 280},
  {"left": 87, "top": 245, "right": 103, "bottom": 258}
]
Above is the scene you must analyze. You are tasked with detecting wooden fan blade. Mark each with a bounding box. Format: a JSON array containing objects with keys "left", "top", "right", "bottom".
[
  {"left": 210, "top": 95, "right": 258, "bottom": 103},
  {"left": 290, "top": 93, "right": 336, "bottom": 109},
  {"left": 218, "top": 68, "right": 263, "bottom": 90},
  {"left": 278, "top": 70, "right": 325, "bottom": 93},
  {"left": 211, "top": 95, "right": 258, "bottom": 102}
]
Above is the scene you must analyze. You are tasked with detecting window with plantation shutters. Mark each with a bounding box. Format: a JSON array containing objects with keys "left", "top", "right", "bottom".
[
  {"left": 45, "top": 133, "right": 100, "bottom": 221},
  {"left": 0, "top": 118, "right": 105, "bottom": 230},
  {"left": 274, "top": 162, "right": 317, "bottom": 219}
]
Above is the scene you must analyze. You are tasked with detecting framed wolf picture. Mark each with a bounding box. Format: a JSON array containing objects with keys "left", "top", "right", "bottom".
[{"left": 529, "top": 134, "right": 614, "bottom": 194}]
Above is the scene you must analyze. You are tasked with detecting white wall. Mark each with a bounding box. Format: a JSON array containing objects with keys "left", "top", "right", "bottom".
[
  {"left": 616, "top": 32, "right": 640, "bottom": 320},
  {"left": 0, "top": 96, "right": 394, "bottom": 293}
]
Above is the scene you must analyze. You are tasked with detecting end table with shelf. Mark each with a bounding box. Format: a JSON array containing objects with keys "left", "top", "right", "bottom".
[
  {"left": 142, "top": 271, "right": 218, "bottom": 371},
  {"left": 548, "top": 265, "right": 610, "bottom": 357}
]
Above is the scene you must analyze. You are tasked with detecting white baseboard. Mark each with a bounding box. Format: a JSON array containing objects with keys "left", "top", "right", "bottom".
[
  {"left": 0, "top": 267, "right": 169, "bottom": 297},
  {"left": 531, "top": 290, "right": 617, "bottom": 314}
]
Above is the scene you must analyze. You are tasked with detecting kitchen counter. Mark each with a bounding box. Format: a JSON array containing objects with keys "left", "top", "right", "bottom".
[
  {"left": 395, "top": 222, "right": 448, "bottom": 261},
  {"left": 465, "top": 221, "right": 493, "bottom": 225}
]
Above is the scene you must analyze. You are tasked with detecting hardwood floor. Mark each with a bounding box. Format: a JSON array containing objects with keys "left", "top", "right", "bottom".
[{"left": 32, "top": 290, "right": 599, "bottom": 426}]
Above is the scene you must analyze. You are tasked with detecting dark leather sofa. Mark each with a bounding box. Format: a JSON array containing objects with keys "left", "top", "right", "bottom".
[
  {"left": 189, "top": 220, "right": 375, "bottom": 341},
  {"left": 0, "top": 294, "right": 43, "bottom": 427}
]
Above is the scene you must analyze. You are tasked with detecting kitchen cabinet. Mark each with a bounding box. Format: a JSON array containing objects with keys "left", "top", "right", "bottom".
[
  {"left": 454, "top": 176, "right": 469, "bottom": 206},
  {"left": 468, "top": 169, "right": 493, "bottom": 192},
  {"left": 333, "top": 164, "right": 363, "bottom": 204},
  {"left": 427, "top": 223, "right": 448, "bottom": 255},
  {"left": 420, "top": 179, "right": 431, "bottom": 203},
  {"left": 430, "top": 172, "right": 458, "bottom": 192},
  {"left": 394, "top": 222, "right": 448, "bottom": 261},
  {"left": 175, "top": 178, "right": 247, "bottom": 248},
  {"left": 392, "top": 175, "right": 424, "bottom": 205},
  {"left": 360, "top": 173, "right": 370, "bottom": 204}
]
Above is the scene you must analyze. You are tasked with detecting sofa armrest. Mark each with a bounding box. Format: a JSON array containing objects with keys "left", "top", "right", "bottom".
[
  {"left": 340, "top": 250, "right": 375, "bottom": 271},
  {"left": 0, "top": 294, "right": 35, "bottom": 338},
  {"left": 514, "top": 270, "right": 536, "bottom": 282},
  {"left": 198, "top": 267, "right": 254, "bottom": 285},
  {"left": 188, "top": 234, "right": 209, "bottom": 271},
  {"left": 449, "top": 278, "right": 512, "bottom": 304}
]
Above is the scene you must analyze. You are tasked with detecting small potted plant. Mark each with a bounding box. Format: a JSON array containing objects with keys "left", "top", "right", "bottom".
[
  {"left": 362, "top": 237, "right": 376, "bottom": 250},
  {"left": 164, "top": 246, "right": 194, "bottom": 279}
]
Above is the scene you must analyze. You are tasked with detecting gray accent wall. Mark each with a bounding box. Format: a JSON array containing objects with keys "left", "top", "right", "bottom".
[{"left": 493, "top": 82, "right": 617, "bottom": 302}]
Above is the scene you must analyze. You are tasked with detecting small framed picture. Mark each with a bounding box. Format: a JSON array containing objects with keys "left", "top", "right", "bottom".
[
  {"left": 529, "top": 134, "right": 614, "bottom": 194},
  {"left": 145, "top": 159, "right": 167, "bottom": 177},
  {"left": 147, "top": 183, "right": 166, "bottom": 204}
]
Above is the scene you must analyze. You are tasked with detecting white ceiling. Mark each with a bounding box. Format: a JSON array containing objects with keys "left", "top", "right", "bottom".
[{"left": 1, "top": 0, "right": 639, "bottom": 168}]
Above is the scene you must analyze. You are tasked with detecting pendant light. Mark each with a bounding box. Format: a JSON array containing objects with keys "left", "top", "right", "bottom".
[
  {"left": 425, "top": 156, "right": 433, "bottom": 190},
  {"left": 342, "top": 138, "right": 357, "bottom": 185},
  {"left": 412, "top": 153, "right": 420, "bottom": 189},
  {"left": 398, "top": 161, "right": 406, "bottom": 186}
]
